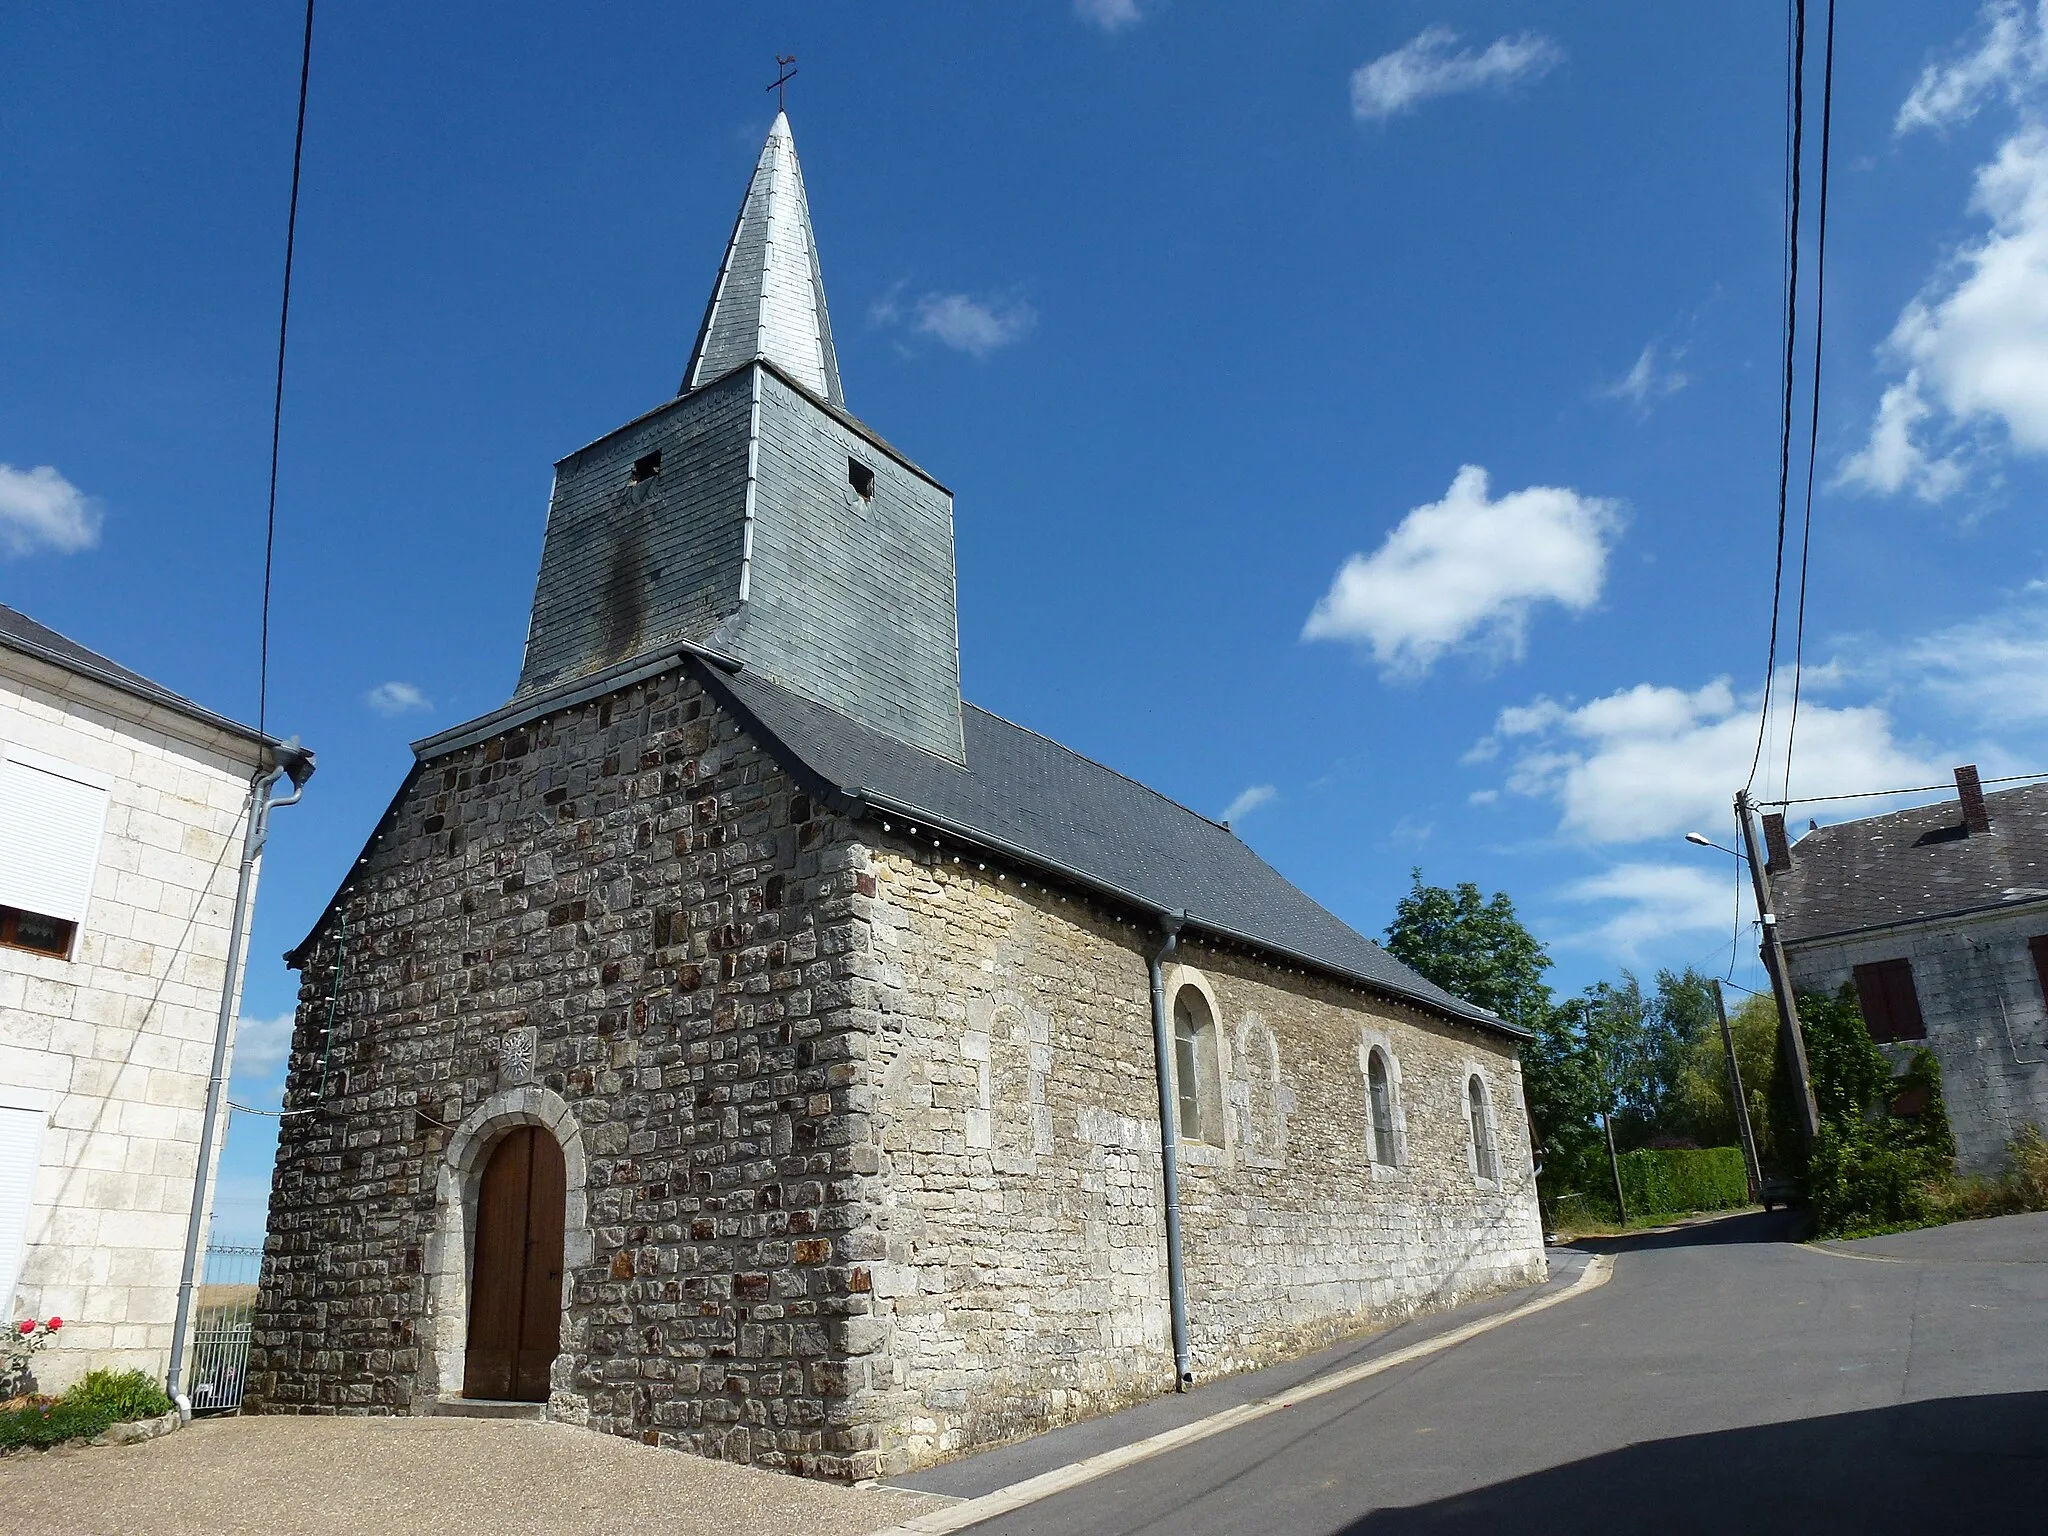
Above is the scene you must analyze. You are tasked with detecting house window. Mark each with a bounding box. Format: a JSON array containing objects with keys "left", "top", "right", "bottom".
[
  {"left": 1468, "top": 1074, "right": 1498, "bottom": 1182},
  {"left": 629, "top": 450, "right": 662, "bottom": 483},
  {"left": 1171, "top": 986, "right": 1220, "bottom": 1144},
  {"left": 0, "top": 1089, "right": 50, "bottom": 1320},
  {"left": 847, "top": 458, "right": 876, "bottom": 500},
  {"left": 0, "top": 746, "right": 112, "bottom": 962},
  {"left": 1852, "top": 958, "right": 1927, "bottom": 1042},
  {"left": 0, "top": 907, "right": 75, "bottom": 958},
  {"left": 2029, "top": 935, "right": 2048, "bottom": 1010},
  {"left": 1366, "top": 1048, "right": 1397, "bottom": 1166}
]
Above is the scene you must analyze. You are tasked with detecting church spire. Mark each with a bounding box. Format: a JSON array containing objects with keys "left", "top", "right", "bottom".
[{"left": 681, "top": 112, "right": 844, "bottom": 407}]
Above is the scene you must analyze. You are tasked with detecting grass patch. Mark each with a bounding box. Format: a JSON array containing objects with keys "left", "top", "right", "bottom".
[{"left": 0, "top": 1370, "right": 173, "bottom": 1452}]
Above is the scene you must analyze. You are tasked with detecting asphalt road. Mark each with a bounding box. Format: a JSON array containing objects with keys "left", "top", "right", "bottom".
[{"left": 898, "top": 1210, "right": 2048, "bottom": 1535}]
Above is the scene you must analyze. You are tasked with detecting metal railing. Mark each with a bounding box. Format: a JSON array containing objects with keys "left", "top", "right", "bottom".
[{"left": 184, "top": 1244, "right": 262, "bottom": 1413}]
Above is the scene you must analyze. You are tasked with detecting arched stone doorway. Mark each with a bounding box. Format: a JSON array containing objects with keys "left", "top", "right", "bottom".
[{"left": 462, "top": 1126, "right": 566, "bottom": 1402}]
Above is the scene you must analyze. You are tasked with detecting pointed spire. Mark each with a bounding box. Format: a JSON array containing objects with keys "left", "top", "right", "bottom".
[{"left": 682, "top": 112, "right": 844, "bottom": 407}]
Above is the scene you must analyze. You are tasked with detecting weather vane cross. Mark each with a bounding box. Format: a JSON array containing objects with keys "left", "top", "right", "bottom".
[{"left": 768, "top": 54, "right": 797, "bottom": 111}]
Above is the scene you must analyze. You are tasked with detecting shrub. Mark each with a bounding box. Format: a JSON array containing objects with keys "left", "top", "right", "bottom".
[
  {"left": 0, "top": 1368, "right": 173, "bottom": 1452},
  {"left": 62, "top": 1369, "right": 172, "bottom": 1424},
  {"left": 1806, "top": 1120, "right": 1944, "bottom": 1235},
  {"left": 1617, "top": 1146, "right": 1751, "bottom": 1217}
]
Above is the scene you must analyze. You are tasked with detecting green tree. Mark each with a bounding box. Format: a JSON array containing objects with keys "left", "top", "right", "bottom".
[{"left": 1384, "top": 871, "right": 1552, "bottom": 1028}]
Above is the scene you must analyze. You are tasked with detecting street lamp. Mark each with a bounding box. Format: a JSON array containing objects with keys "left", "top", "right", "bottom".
[{"left": 1685, "top": 831, "right": 1745, "bottom": 860}]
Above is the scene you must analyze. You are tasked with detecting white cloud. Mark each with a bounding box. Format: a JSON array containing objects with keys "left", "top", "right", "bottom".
[
  {"left": 1302, "top": 465, "right": 1621, "bottom": 677},
  {"left": 913, "top": 293, "right": 1037, "bottom": 357},
  {"left": 1896, "top": 1, "right": 2048, "bottom": 135},
  {"left": 1075, "top": 0, "right": 1145, "bottom": 32},
  {"left": 1600, "top": 342, "right": 1690, "bottom": 411},
  {"left": 1480, "top": 674, "right": 1944, "bottom": 845},
  {"left": 1557, "top": 861, "right": 1750, "bottom": 961},
  {"left": 231, "top": 1010, "right": 297, "bottom": 1080},
  {"left": 1220, "top": 783, "right": 1275, "bottom": 823},
  {"left": 1350, "top": 26, "right": 1563, "bottom": 123},
  {"left": 365, "top": 681, "right": 432, "bottom": 715},
  {"left": 0, "top": 463, "right": 102, "bottom": 557},
  {"left": 1893, "top": 591, "right": 2048, "bottom": 725},
  {"left": 1848, "top": 10, "right": 2048, "bottom": 500}
]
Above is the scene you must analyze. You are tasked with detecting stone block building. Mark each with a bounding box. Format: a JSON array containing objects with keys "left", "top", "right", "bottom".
[
  {"left": 1775, "top": 767, "right": 2048, "bottom": 1173},
  {"left": 246, "top": 113, "right": 1545, "bottom": 1477},
  {"left": 0, "top": 605, "right": 282, "bottom": 1390}
]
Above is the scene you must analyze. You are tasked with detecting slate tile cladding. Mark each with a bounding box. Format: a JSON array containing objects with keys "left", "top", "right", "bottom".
[
  {"left": 726, "top": 368, "right": 963, "bottom": 765},
  {"left": 246, "top": 670, "right": 893, "bottom": 1478},
  {"left": 514, "top": 362, "right": 964, "bottom": 766},
  {"left": 516, "top": 369, "right": 754, "bottom": 699}
]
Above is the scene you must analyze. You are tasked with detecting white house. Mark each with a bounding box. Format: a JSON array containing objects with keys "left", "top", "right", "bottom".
[{"left": 0, "top": 604, "right": 291, "bottom": 1391}]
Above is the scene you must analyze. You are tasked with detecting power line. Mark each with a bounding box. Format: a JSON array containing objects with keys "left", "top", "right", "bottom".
[
  {"left": 1781, "top": 0, "right": 1836, "bottom": 803},
  {"left": 258, "top": 0, "right": 315, "bottom": 741},
  {"left": 1746, "top": 0, "right": 1808, "bottom": 792},
  {"left": 1761, "top": 770, "right": 2048, "bottom": 808}
]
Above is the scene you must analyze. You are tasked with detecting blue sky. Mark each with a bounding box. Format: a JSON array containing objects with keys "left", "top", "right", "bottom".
[{"left": 7, "top": 3, "right": 2048, "bottom": 1243}]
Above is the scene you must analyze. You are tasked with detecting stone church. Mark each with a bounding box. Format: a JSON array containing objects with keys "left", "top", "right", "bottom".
[{"left": 247, "top": 113, "right": 1545, "bottom": 1478}]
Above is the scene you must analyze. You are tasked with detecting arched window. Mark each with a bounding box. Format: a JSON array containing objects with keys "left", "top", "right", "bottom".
[
  {"left": 1366, "top": 1048, "right": 1397, "bottom": 1166},
  {"left": 1468, "top": 1074, "right": 1498, "bottom": 1182},
  {"left": 1172, "top": 986, "right": 1220, "bottom": 1144}
]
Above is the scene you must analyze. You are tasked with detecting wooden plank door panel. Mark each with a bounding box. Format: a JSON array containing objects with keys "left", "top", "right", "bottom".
[
  {"left": 514, "top": 1130, "right": 566, "bottom": 1401},
  {"left": 463, "top": 1127, "right": 565, "bottom": 1402}
]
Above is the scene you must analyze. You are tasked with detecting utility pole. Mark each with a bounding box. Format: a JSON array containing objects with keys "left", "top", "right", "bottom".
[
  {"left": 1595, "top": 1030, "right": 1628, "bottom": 1226},
  {"left": 1736, "top": 790, "right": 1820, "bottom": 1149},
  {"left": 1712, "top": 979, "right": 1763, "bottom": 1201}
]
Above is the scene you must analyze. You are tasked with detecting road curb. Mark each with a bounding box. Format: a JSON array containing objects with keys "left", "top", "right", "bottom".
[{"left": 867, "top": 1254, "right": 1614, "bottom": 1536}]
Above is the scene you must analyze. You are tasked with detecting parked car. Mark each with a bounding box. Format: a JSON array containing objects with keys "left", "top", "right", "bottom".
[{"left": 1760, "top": 1176, "right": 1801, "bottom": 1212}]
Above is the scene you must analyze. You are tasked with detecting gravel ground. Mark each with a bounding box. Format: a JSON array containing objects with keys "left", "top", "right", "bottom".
[{"left": 0, "top": 1414, "right": 942, "bottom": 1536}]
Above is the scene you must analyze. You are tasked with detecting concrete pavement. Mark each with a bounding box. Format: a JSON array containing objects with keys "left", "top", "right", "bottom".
[{"left": 890, "top": 1210, "right": 2048, "bottom": 1534}]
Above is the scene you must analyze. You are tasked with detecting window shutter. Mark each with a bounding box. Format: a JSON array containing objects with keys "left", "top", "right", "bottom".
[
  {"left": 1884, "top": 961, "right": 1926, "bottom": 1040},
  {"left": 0, "top": 750, "right": 111, "bottom": 925},
  {"left": 0, "top": 1095, "right": 48, "bottom": 1315},
  {"left": 1853, "top": 959, "right": 1925, "bottom": 1042},
  {"left": 1852, "top": 963, "right": 1895, "bottom": 1040}
]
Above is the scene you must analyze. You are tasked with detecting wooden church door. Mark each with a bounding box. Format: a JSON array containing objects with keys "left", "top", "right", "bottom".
[{"left": 463, "top": 1126, "right": 566, "bottom": 1401}]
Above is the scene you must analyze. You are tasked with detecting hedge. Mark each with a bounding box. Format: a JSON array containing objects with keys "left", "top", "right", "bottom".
[{"left": 1617, "top": 1146, "right": 1750, "bottom": 1217}]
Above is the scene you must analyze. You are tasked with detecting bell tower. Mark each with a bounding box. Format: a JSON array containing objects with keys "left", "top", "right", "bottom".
[{"left": 514, "top": 113, "right": 965, "bottom": 765}]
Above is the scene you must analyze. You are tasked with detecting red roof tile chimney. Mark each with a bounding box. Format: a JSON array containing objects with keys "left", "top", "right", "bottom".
[
  {"left": 1956, "top": 764, "right": 1991, "bottom": 835},
  {"left": 1762, "top": 811, "right": 1792, "bottom": 874}
]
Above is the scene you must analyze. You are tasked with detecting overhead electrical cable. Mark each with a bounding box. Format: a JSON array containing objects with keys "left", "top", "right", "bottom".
[
  {"left": 1763, "top": 770, "right": 2048, "bottom": 808},
  {"left": 1746, "top": 0, "right": 1808, "bottom": 792},
  {"left": 1781, "top": 0, "right": 1836, "bottom": 804},
  {"left": 258, "top": 0, "right": 315, "bottom": 740}
]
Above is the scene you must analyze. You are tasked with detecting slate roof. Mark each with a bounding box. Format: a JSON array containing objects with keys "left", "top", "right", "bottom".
[
  {"left": 0, "top": 603, "right": 273, "bottom": 749},
  {"left": 1775, "top": 783, "right": 2048, "bottom": 944},
  {"left": 704, "top": 663, "right": 1517, "bottom": 1037},
  {"left": 682, "top": 112, "right": 843, "bottom": 408}
]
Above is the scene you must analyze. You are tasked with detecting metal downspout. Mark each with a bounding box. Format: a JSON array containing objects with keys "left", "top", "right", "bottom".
[
  {"left": 1147, "top": 911, "right": 1193, "bottom": 1390},
  {"left": 166, "top": 757, "right": 310, "bottom": 1410}
]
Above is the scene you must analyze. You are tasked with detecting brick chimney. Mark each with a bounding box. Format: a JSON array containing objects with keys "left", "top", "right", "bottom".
[
  {"left": 1956, "top": 763, "right": 1991, "bottom": 835},
  {"left": 1762, "top": 811, "right": 1792, "bottom": 874}
]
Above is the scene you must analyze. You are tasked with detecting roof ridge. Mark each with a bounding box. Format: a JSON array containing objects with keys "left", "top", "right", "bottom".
[{"left": 963, "top": 699, "right": 1234, "bottom": 834}]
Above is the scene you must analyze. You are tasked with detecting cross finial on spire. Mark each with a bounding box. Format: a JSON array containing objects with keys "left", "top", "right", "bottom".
[{"left": 768, "top": 54, "right": 797, "bottom": 112}]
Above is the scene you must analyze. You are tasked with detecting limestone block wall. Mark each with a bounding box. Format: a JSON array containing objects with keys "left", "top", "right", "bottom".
[
  {"left": 247, "top": 671, "right": 893, "bottom": 1479},
  {"left": 1787, "top": 903, "right": 2048, "bottom": 1173},
  {"left": 860, "top": 845, "right": 1546, "bottom": 1471},
  {"left": 0, "top": 657, "right": 262, "bottom": 1389}
]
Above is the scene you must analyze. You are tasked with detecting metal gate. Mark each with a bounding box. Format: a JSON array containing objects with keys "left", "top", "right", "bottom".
[{"left": 184, "top": 1244, "right": 261, "bottom": 1413}]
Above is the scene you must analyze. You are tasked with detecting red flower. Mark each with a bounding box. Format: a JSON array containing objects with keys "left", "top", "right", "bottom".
[
  {"left": 45, "top": 1317, "right": 61, "bottom": 1330},
  {"left": 16, "top": 1320, "right": 32, "bottom": 1335}
]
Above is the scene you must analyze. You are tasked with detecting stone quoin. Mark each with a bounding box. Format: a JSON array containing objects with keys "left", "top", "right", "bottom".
[{"left": 244, "top": 111, "right": 1546, "bottom": 1479}]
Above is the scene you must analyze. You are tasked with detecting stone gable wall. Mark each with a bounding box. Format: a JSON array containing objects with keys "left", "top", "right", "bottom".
[
  {"left": 246, "top": 669, "right": 893, "bottom": 1478},
  {"left": 858, "top": 845, "right": 1545, "bottom": 1471},
  {"left": 1787, "top": 906, "right": 2048, "bottom": 1174}
]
